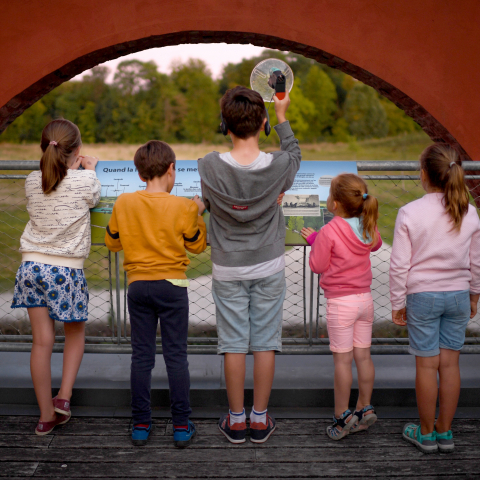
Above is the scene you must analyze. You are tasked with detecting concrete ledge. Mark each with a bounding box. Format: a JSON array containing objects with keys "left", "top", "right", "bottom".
[{"left": 2, "top": 353, "right": 480, "bottom": 409}]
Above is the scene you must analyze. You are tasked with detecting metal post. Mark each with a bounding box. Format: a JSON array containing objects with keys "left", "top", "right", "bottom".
[
  {"left": 108, "top": 250, "right": 114, "bottom": 341},
  {"left": 308, "top": 269, "right": 314, "bottom": 346},
  {"left": 302, "top": 246, "right": 307, "bottom": 339},
  {"left": 115, "top": 252, "right": 121, "bottom": 344},
  {"left": 124, "top": 270, "right": 127, "bottom": 339}
]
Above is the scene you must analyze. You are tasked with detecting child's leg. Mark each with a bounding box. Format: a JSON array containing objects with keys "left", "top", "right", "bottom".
[
  {"left": 128, "top": 281, "right": 160, "bottom": 426},
  {"left": 212, "top": 278, "right": 252, "bottom": 415},
  {"left": 253, "top": 351, "right": 275, "bottom": 412},
  {"left": 435, "top": 290, "right": 470, "bottom": 433},
  {"left": 415, "top": 354, "right": 440, "bottom": 435},
  {"left": 155, "top": 281, "right": 192, "bottom": 426},
  {"left": 224, "top": 353, "right": 247, "bottom": 413},
  {"left": 353, "top": 347, "right": 375, "bottom": 410},
  {"left": 352, "top": 294, "right": 375, "bottom": 411},
  {"left": 58, "top": 321, "right": 85, "bottom": 401},
  {"left": 28, "top": 307, "right": 56, "bottom": 422},
  {"left": 249, "top": 271, "right": 285, "bottom": 415},
  {"left": 436, "top": 348, "right": 461, "bottom": 433},
  {"left": 333, "top": 351, "right": 354, "bottom": 417}
]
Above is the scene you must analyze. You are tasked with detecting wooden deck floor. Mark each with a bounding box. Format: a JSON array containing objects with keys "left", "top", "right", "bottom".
[{"left": 1, "top": 416, "right": 479, "bottom": 478}]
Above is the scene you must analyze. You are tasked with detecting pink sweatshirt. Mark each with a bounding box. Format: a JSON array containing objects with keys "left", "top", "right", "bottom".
[
  {"left": 389, "top": 193, "right": 480, "bottom": 310},
  {"left": 307, "top": 216, "right": 382, "bottom": 299}
]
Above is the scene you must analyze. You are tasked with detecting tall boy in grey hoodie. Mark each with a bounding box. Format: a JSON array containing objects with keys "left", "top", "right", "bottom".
[{"left": 198, "top": 86, "right": 301, "bottom": 444}]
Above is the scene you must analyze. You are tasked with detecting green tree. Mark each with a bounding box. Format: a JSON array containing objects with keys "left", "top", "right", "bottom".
[
  {"left": 344, "top": 83, "right": 388, "bottom": 139},
  {"left": 1, "top": 100, "right": 47, "bottom": 142},
  {"left": 302, "top": 66, "right": 338, "bottom": 140},
  {"left": 380, "top": 97, "right": 421, "bottom": 136},
  {"left": 171, "top": 59, "right": 219, "bottom": 143}
]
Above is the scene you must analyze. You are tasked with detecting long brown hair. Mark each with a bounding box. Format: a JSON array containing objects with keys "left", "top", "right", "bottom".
[
  {"left": 420, "top": 143, "right": 470, "bottom": 232},
  {"left": 40, "top": 119, "right": 82, "bottom": 194},
  {"left": 330, "top": 173, "right": 379, "bottom": 246}
]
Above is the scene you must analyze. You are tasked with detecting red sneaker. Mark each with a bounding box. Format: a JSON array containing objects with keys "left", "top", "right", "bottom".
[
  {"left": 53, "top": 396, "right": 71, "bottom": 416},
  {"left": 35, "top": 412, "right": 71, "bottom": 436},
  {"left": 250, "top": 414, "right": 276, "bottom": 443}
]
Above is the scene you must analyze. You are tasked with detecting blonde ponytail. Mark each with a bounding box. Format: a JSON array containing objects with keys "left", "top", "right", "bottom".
[
  {"left": 39, "top": 119, "right": 82, "bottom": 194},
  {"left": 330, "top": 173, "right": 379, "bottom": 247},
  {"left": 362, "top": 194, "right": 379, "bottom": 246},
  {"left": 420, "top": 143, "right": 470, "bottom": 232}
]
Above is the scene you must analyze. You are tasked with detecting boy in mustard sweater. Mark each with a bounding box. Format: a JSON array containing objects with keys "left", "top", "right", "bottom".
[{"left": 105, "top": 140, "right": 207, "bottom": 447}]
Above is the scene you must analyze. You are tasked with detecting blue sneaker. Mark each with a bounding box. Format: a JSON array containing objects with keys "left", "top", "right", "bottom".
[
  {"left": 131, "top": 423, "right": 152, "bottom": 446},
  {"left": 173, "top": 420, "right": 196, "bottom": 448}
]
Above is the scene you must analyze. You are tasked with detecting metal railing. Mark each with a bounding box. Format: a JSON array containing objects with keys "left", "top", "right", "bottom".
[{"left": 1, "top": 160, "right": 479, "bottom": 354}]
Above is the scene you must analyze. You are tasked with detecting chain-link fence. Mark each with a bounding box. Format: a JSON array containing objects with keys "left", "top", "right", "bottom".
[{"left": 1, "top": 160, "right": 479, "bottom": 353}]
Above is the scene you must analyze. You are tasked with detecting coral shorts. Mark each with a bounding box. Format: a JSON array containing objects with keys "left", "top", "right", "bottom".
[{"left": 326, "top": 292, "right": 374, "bottom": 353}]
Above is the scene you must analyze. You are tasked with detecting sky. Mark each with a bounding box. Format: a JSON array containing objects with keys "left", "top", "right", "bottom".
[{"left": 74, "top": 43, "right": 270, "bottom": 82}]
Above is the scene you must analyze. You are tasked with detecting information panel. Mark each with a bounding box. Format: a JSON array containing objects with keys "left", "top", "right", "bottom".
[{"left": 91, "top": 160, "right": 357, "bottom": 245}]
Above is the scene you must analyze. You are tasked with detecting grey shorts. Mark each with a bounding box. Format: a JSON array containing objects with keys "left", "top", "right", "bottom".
[{"left": 212, "top": 270, "right": 286, "bottom": 354}]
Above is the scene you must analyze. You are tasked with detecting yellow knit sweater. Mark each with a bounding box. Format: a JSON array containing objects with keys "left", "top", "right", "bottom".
[{"left": 105, "top": 191, "right": 207, "bottom": 284}]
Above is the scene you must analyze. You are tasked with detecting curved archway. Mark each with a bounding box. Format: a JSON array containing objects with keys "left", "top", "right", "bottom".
[{"left": 1, "top": 1, "right": 479, "bottom": 163}]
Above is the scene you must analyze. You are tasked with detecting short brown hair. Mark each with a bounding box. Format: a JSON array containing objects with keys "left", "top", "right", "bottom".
[
  {"left": 134, "top": 140, "right": 176, "bottom": 180},
  {"left": 220, "top": 86, "right": 266, "bottom": 139}
]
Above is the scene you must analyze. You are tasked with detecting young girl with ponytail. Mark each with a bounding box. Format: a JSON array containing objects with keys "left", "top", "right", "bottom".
[
  {"left": 11, "top": 119, "right": 101, "bottom": 435},
  {"left": 301, "top": 173, "right": 382, "bottom": 440},
  {"left": 390, "top": 143, "right": 480, "bottom": 454}
]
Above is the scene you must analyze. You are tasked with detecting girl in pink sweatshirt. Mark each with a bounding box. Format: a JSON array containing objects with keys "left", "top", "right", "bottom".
[
  {"left": 301, "top": 173, "right": 382, "bottom": 440},
  {"left": 390, "top": 144, "right": 480, "bottom": 454}
]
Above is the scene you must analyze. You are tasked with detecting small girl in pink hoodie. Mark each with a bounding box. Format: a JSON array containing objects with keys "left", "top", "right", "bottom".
[{"left": 301, "top": 173, "right": 382, "bottom": 440}]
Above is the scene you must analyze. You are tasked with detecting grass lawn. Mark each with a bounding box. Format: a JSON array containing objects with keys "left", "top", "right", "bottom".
[{"left": 0, "top": 131, "right": 432, "bottom": 162}]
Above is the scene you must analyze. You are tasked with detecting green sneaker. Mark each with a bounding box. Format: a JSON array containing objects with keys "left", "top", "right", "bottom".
[
  {"left": 402, "top": 423, "right": 438, "bottom": 454},
  {"left": 436, "top": 429, "right": 454, "bottom": 453}
]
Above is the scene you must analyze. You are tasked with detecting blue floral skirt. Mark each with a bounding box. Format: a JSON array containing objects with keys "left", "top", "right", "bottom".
[{"left": 11, "top": 261, "right": 89, "bottom": 322}]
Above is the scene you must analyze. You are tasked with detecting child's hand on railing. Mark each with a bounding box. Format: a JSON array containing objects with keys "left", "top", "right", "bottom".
[
  {"left": 80, "top": 156, "right": 99, "bottom": 171},
  {"left": 301, "top": 227, "right": 317, "bottom": 246},
  {"left": 392, "top": 308, "right": 407, "bottom": 326},
  {"left": 193, "top": 195, "right": 206, "bottom": 215},
  {"left": 301, "top": 227, "right": 316, "bottom": 240}
]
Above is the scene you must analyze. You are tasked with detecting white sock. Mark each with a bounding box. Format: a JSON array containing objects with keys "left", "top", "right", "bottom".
[
  {"left": 229, "top": 409, "right": 246, "bottom": 425},
  {"left": 250, "top": 408, "right": 267, "bottom": 425}
]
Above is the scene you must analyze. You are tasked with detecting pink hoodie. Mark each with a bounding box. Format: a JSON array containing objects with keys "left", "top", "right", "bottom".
[{"left": 307, "top": 216, "right": 382, "bottom": 299}]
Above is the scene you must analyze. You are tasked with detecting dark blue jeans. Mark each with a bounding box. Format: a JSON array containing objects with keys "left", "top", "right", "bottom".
[{"left": 128, "top": 280, "right": 191, "bottom": 425}]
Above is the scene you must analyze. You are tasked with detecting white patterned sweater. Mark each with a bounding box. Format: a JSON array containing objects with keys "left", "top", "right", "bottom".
[{"left": 20, "top": 170, "right": 101, "bottom": 269}]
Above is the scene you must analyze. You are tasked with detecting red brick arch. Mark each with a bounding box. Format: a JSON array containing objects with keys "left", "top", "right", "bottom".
[{"left": 1, "top": 1, "right": 479, "bottom": 164}]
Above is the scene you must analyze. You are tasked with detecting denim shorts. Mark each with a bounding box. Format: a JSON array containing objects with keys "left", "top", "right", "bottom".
[
  {"left": 212, "top": 270, "right": 286, "bottom": 354},
  {"left": 406, "top": 290, "right": 470, "bottom": 357},
  {"left": 11, "top": 261, "right": 89, "bottom": 322}
]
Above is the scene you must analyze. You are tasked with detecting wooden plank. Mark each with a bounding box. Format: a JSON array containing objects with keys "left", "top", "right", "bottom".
[
  {"left": 0, "top": 462, "right": 38, "bottom": 477},
  {"left": 255, "top": 445, "right": 480, "bottom": 462},
  {"left": 2, "top": 445, "right": 480, "bottom": 464},
  {"left": 30, "top": 460, "right": 480, "bottom": 478},
  {"left": 165, "top": 419, "right": 480, "bottom": 437},
  {"left": 0, "top": 447, "right": 254, "bottom": 463},
  {"left": 0, "top": 422, "right": 134, "bottom": 436},
  {"left": 49, "top": 434, "right": 255, "bottom": 449},
  {"left": 48, "top": 432, "right": 479, "bottom": 449},
  {"left": 0, "top": 416, "right": 132, "bottom": 425},
  {"left": 0, "top": 434, "right": 52, "bottom": 448}
]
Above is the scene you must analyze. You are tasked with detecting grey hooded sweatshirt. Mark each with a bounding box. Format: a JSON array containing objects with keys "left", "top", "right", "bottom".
[{"left": 198, "top": 121, "right": 301, "bottom": 267}]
